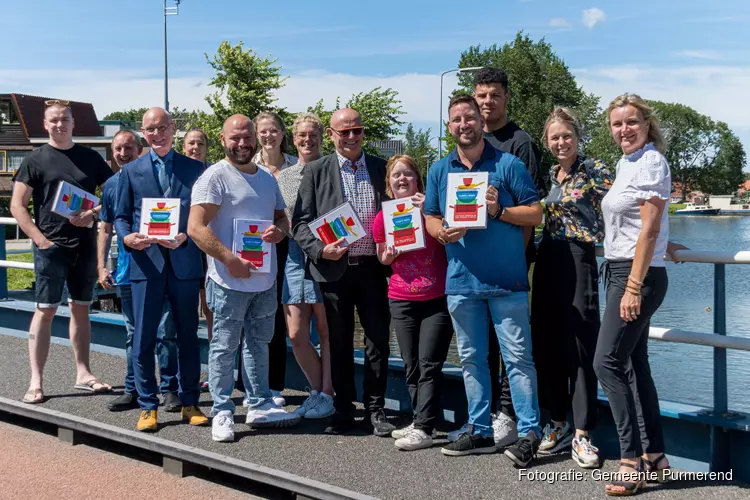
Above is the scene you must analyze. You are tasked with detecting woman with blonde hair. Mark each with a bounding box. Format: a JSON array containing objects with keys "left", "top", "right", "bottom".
[
  {"left": 532, "top": 107, "right": 613, "bottom": 468},
  {"left": 252, "top": 111, "right": 297, "bottom": 406},
  {"left": 595, "top": 94, "right": 685, "bottom": 495},
  {"left": 276, "top": 113, "right": 334, "bottom": 419}
]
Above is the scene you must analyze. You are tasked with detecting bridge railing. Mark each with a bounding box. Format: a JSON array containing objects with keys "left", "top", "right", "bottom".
[{"left": 0, "top": 217, "right": 746, "bottom": 472}]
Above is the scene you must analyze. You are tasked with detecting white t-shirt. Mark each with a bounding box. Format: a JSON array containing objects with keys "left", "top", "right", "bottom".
[
  {"left": 601, "top": 143, "right": 671, "bottom": 267},
  {"left": 191, "top": 160, "right": 286, "bottom": 292}
]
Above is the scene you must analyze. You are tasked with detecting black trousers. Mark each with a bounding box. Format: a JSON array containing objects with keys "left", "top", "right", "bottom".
[
  {"left": 268, "top": 237, "right": 289, "bottom": 392},
  {"left": 320, "top": 257, "right": 391, "bottom": 414},
  {"left": 530, "top": 239, "right": 600, "bottom": 430},
  {"left": 594, "top": 261, "right": 668, "bottom": 458},
  {"left": 390, "top": 296, "right": 454, "bottom": 433}
]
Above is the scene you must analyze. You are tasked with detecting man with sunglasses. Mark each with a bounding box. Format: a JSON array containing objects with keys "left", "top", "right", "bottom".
[
  {"left": 11, "top": 100, "right": 114, "bottom": 404},
  {"left": 292, "top": 108, "right": 394, "bottom": 436},
  {"left": 114, "top": 107, "right": 208, "bottom": 432}
]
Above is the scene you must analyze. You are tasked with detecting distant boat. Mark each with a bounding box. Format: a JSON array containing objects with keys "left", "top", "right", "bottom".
[{"left": 675, "top": 203, "right": 721, "bottom": 215}]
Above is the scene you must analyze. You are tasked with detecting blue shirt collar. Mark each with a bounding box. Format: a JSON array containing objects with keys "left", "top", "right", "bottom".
[
  {"left": 624, "top": 142, "right": 656, "bottom": 162},
  {"left": 447, "top": 139, "right": 496, "bottom": 169},
  {"left": 149, "top": 148, "right": 175, "bottom": 164}
]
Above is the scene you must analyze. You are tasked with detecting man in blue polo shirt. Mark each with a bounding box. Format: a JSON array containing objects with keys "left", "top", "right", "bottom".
[
  {"left": 97, "top": 129, "right": 179, "bottom": 412},
  {"left": 424, "top": 94, "right": 543, "bottom": 466}
]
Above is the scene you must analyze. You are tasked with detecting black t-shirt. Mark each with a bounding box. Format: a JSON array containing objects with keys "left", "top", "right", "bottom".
[
  {"left": 484, "top": 120, "right": 547, "bottom": 199},
  {"left": 13, "top": 144, "right": 114, "bottom": 248}
]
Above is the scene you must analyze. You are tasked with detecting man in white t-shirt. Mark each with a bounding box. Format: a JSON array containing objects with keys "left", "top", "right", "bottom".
[{"left": 188, "top": 114, "right": 300, "bottom": 442}]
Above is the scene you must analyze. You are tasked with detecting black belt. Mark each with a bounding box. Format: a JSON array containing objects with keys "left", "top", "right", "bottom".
[{"left": 347, "top": 254, "right": 377, "bottom": 266}]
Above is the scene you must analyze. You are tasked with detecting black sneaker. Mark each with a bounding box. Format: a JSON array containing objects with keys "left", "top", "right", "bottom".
[
  {"left": 365, "top": 409, "right": 397, "bottom": 437},
  {"left": 441, "top": 427, "right": 496, "bottom": 456},
  {"left": 504, "top": 433, "right": 540, "bottom": 467},
  {"left": 107, "top": 392, "right": 138, "bottom": 412},
  {"left": 161, "top": 391, "right": 182, "bottom": 412},
  {"left": 324, "top": 411, "right": 356, "bottom": 435}
]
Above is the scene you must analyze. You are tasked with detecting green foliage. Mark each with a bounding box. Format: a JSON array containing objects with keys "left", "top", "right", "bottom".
[
  {"left": 582, "top": 109, "right": 622, "bottom": 169},
  {"left": 454, "top": 32, "right": 596, "bottom": 167},
  {"left": 307, "top": 87, "right": 405, "bottom": 157},
  {"left": 694, "top": 122, "right": 747, "bottom": 195},
  {"left": 103, "top": 108, "right": 149, "bottom": 122},
  {"left": 403, "top": 123, "right": 438, "bottom": 178},
  {"left": 7, "top": 253, "right": 34, "bottom": 291}
]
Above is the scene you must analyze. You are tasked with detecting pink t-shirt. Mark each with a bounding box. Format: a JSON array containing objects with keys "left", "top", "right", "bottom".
[{"left": 372, "top": 210, "right": 447, "bottom": 301}]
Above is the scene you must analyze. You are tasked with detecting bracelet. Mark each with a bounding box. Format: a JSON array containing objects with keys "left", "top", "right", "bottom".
[
  {"left": 628, "top": 275, "right": 644, "bottom": 286},
  {"left": 625, "top": 285, "right": 642, "bottom": 296}
]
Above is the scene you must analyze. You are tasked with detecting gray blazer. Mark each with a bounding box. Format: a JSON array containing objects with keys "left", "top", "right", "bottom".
[{"left": 292, "top": 152, "right": 388, "bottom": 283}]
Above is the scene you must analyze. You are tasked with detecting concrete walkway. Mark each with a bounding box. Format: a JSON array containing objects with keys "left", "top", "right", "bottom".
[{"left": 0, "top": 334, "right": 746, "bottom": 500}]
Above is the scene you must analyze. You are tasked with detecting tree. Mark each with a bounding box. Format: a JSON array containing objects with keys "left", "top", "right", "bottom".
[
  {"left": 103, "top": 107, "right": 148, "bottom": 124},
  {"left": 307, "top": 87, "right": 405, "bottom": 157},
  {"left": 403, "top": 123, "right": 437, "bottom": 178},
  {"left": 453, "top": 32, "right": 597, "bottom": 167},
  {"left": 583, "top": 109, "right": 622, "bottom": 169},
  {"left": 694, "top": 122, "right": 747, "bottom": 196}
]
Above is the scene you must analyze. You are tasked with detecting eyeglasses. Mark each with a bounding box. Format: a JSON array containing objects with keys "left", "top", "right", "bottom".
[
  {"left": 330, "top": 127, "right": 365, "bottom": 137},
  {"left": 143, "top": 124, "right": 171, "bottom": 134},
  {"left": 44, "top": 99, "right": 70, "bottom": 108}
]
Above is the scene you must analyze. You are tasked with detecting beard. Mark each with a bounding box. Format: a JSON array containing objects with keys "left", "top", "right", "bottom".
[
  {"left": 455, "top": 129, "right": 482, "bottom": 148},
  {"left": 223, "top": 144, "right": 256, "bottom": 165}
]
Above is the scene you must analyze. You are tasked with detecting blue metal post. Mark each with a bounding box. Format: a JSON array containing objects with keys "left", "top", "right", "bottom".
[
  {"left": 0, "top": 225, "right": 7, "bottom": 300},
  {"left": 710, "top": 263, "right": 729, "bottom": 472}
]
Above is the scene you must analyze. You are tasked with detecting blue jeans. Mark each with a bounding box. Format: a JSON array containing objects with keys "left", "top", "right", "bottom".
[
  {"left": 447, "top": 292, "right": 541, "bottom": 438},
  {"left": 120, "top": 285, "right": 179, "bottom": 395},
  {"left": 207, "top": 278, "right": 277, "bottom": 415}
]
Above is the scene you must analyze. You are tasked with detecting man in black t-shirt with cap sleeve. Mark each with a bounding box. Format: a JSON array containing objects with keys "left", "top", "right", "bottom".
[{"left": 11, "top": 100, "right": 114, "bottom": 404}]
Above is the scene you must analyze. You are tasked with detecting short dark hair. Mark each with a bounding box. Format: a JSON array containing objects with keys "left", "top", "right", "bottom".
[
  {"left": 185, "top": 126, "right": 208, "bottom": 144},
  {"left": 473, "top": 67, "right": 509, "bottom": 92},
  {"left": 448, "top": 94, "right": 481, "bottom": 115},
  {"left": 112, "top": 128, "right": 142, "bottom": 146}
]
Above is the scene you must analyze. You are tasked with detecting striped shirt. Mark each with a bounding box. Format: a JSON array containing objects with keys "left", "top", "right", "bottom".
[{"left": 336, "top": 151, "right": 376, "bottom": 256}]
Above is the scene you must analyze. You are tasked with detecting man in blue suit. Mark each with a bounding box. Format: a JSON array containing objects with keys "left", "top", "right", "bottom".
[{"left": 115, "top": 107, "right": 209, "bottom": 432}]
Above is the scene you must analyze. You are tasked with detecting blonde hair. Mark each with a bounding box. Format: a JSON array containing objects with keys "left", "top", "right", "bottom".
[
  {"left": 253, "top": 111, "right": 288, "bottom": 151},
  {"left": 542, "top": 106, "right": 582, "bottom": 151},
  {"left": 607, "top": 93, "right": 666, "bottom": 153},
  {"left": 384, "top": 155, "right": 425, "bottom": 198},
  {"left": 292, "top": 112, "right": 324, "bottom": 136}
]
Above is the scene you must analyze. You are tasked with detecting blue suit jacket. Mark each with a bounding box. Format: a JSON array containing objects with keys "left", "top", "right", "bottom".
[{"left": 114, "top": 151, "right": 204, "bottom": 281}]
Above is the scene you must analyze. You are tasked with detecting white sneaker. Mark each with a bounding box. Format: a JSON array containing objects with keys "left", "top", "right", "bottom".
[
  {"left": 212, "top": 410, "right": 235, "bottom": 442},
  {"left": 394, "top": 428, "right": 433, "bottom": 451},
  {"left": 539, "top": 422, "right": 574, "bottom": 455},
  {"left": 447, "top": 423, "right": 470, "bottom": 442},
  {"left": 572, "top": 435, "right": 600, "bottom": 469},
  {"left": 246, "top": 401, "right": 301, "bottom": 428},
  {"left": 294, "top": 390, "right": 320, "bottom": 417},
  {"left": 492, "top": 413, "right": 518, "bottom": 449},
  {"left": 305, "top": 392, "right": 335, "bottom": 419},
  {"left": 271, "top": 390, "right": 286, "bottom": 407},
  {"left": 391, "top": 422, "right": 416, "bottom": 439}
]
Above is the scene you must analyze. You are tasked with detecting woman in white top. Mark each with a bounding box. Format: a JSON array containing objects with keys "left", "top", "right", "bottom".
[
  {"left": 595, "top": 94, "right": 686, "bottom": 496},
  {"left": 252, "top": 111, "right": 297, "bottom": 406}
]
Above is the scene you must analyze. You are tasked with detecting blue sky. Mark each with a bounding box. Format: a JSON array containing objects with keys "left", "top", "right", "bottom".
[{"left": 2, "top": 0, "right": 749, "bottom": 162}]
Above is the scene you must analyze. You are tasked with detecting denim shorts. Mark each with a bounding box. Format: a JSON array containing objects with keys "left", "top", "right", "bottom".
[
  {"left": 282, "top": 239, "right": 323, "bottom": 304},
  {"left": 33, "top": 240, "right": 97, "bottom": 308}
]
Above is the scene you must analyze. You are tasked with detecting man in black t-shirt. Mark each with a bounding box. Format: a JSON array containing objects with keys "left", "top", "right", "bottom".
[{"left": 11, "top": 101, "right": 114, "bottom": 404}]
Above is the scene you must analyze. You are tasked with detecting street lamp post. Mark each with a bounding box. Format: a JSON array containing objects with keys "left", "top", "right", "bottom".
[
  {"left": 164, "top": 0, "right": 181, "bottom": 112},
  {"left": 438, "top": 67, "right": 483, "bottom": 157}
]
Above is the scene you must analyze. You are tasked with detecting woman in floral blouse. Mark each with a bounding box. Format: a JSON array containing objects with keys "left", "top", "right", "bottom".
[{"left": 530, "top": 107, "right": 613, "bottom": 469}]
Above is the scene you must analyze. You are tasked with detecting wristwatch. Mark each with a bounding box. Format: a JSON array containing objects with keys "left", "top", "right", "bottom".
[{"left": 89, "top": 210, "right": 100, "bottom": 223}]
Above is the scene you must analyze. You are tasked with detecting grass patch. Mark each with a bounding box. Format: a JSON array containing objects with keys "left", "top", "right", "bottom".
[
  {"left": 5, "top": 253, "right": 34, "bottom": 290},
  {"left": 668, "top": 203, "right": 686, "bottom": 215}
]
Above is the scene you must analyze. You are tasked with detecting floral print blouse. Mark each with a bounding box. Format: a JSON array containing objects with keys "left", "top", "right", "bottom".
[{"left": 543, "top": 155, "right": 614, "bottom": 244}]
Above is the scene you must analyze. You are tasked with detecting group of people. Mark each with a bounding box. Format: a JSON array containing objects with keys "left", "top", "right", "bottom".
[{"left": 10, "top": 67, "right": 686, "bottom": 496}]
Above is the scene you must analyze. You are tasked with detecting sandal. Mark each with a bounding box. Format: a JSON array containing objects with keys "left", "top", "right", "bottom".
[
  {"left": 605, "top": 459, "right": 646, "bottom": 496},
  {"left": 22, "top": 388, "right": 45, "bottom": 404},
  {"left": 74, "top": 378, "right": 112, "bottom": 393},
  {"left": 643, "top": 453, "right": 671, "bottom": 483}
]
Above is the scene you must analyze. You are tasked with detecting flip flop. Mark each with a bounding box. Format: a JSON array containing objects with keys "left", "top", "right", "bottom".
[
  {"left": 74, "top": 378, "right": 112, "bottom": 393},
  {"left": 22, "top": 388, "right": 44, "bottom": 404}
]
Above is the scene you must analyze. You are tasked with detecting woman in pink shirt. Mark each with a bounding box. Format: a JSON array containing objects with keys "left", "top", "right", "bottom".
[{"left": 372, "top": 155, "right": 452, "bottom": 451}]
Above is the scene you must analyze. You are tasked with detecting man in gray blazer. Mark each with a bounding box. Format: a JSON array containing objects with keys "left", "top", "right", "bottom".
[{"left": 292, "top": 108, "right": 395, "bottom": 436}]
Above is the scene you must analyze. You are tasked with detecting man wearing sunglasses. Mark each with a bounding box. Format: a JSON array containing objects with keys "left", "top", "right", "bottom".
[
  {"left": 11, "top": 100, "right": 114, "bottom": 404},
  {"left": 114, "top": 107, "right": 208, "bottom": 432},
  {"left": 292, "top": 108, "right": 394, "bottom": 436}
]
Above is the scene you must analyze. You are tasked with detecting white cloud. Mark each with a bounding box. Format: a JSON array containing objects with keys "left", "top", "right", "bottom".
[
  {"left": 548, "top": 17, "right": 572, "bottom": 29},
  {"left": 582, "top": 8, "right": 606, "bottom": 29},
  {"left": 675, "top": 50, "right": 723, "bottom": 60}
]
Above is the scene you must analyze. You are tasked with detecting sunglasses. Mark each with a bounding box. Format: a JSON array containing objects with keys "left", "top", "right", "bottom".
[
  {"left": 44, "top": 99, "right": 70, "bottom": 108},
  {"left": 331, "top": 127, "right": 365, "bottom": 137}
]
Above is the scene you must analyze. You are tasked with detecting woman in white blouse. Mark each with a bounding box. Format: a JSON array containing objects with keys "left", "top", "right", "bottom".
[{"left": 595, "top": 94, "right": 686, "bottom": 496}]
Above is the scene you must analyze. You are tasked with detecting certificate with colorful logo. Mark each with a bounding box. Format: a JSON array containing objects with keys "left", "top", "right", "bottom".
[
  {"left": 382, "top": 197, "right": 426, "bottom": 253},
  {"left": 52, "top": 181, "right": 99, "bottom": 226},
  {"left": 232, "top": 219, "right": 273, "bottom": 273},
  {"left": 446, "top": 172, "right": 488, "bottom": 228},
  {"left": 309, "top": 202, "right": 366, "bottom": 247},
  {"left": 139, "top": 198, "right": 181, "bottom": 240}
]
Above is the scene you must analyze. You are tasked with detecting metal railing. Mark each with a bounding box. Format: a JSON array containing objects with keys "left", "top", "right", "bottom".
[{"left": 0, "top": 216, "right": 745, "bottom": 472}]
